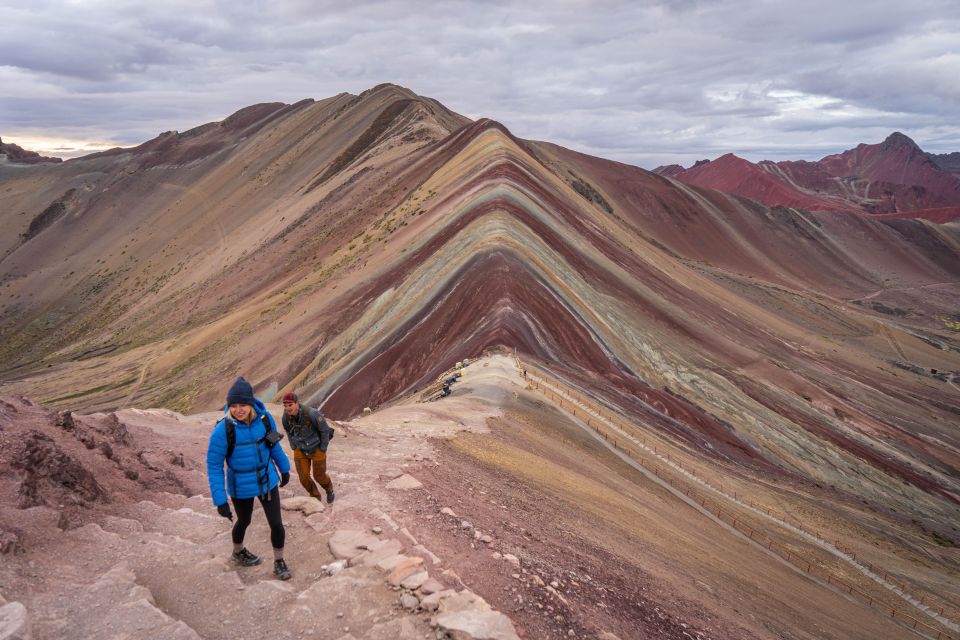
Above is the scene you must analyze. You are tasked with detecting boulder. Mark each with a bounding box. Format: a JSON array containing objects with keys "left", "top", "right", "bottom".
[
  {"left": 0, "top": 602, "right": 30, "bottom": 640},
  {"left": 399, "top": 593, "right": 419, "bottom": 610}
]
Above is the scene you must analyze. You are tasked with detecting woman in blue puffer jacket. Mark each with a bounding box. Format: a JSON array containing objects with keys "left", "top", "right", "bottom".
[{"left": 206, "top": 376, "right": 293, "bottom": 580}]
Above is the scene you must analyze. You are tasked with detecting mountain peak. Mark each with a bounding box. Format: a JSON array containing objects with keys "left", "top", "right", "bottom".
[{"left": 881, "top": 131, "right": 921, "bottom": 151}]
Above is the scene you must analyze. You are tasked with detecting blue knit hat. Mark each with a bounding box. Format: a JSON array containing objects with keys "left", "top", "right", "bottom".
[{"left": 226, "top": 376, "right": 256, "bottom": 406}]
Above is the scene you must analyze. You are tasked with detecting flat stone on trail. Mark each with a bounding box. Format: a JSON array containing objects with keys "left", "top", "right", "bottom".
[
  {"left": 282, "top": 496, "right": 325, "bottom": 516},
  {"left": 379, "top": 468, "right": 405, "bottom": 481},
  {"left": 385, "top": 474, "right": 423, "bottom": 490},
  {"left": 440, "top": 507, "right": 457, "bottom": 517},
  {"left": 419, "top": 578, "right": 446, "bottom": 595},
  {"left": 400, "top": 570, "right": 429, "bottom": 590},
  {"left": 387, "top": 556, "right": 425, "bottom": 585},
  {"left": 329, "top": 529, "right": 381, "bottom": 559},
  {"left": 363, "top": 616, "right": 423, "bottom": 640},
  {"left": 375, "top": 553, "right": 410, "bottom": 571},
  {"left": 437, "top": 590, "right": 491, "bottom": 614},
  {"left": 433, "top": 609, "right": 521, "bottom": 640},
  {"left": 419, "top": 589, "right": 457, "bottom": 612},
  {"left": 353, "top": 538, "right": 404, "bottom": 567},
  {"left": 0, "top": 601, "right": 29, "bottom": 640},
  {"left": 304, "top": 512, "right": 328, "bottom": 532}
]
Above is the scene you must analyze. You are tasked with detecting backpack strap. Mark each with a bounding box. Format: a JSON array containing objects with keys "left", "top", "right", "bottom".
[
  {"left": 225, "top": 421, "right": 236, "bottom": 460},
  {"left": 224, "top": 414, "right": 276, "bottom": 460}
]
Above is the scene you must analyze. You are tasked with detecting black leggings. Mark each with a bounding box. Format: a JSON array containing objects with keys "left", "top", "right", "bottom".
[{"left": 231, "top": 486, "right": 285, "bottom": 549}]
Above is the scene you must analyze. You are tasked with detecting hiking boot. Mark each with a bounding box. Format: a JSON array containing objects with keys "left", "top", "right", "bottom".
[
  {"left": 274, "top": 559, "right": 291, "bottom": 580},
  {"left": 326, "top": 490, "right": 335, "bottom": 504},
  {"left": 231, "top": 548, "right": 261, "bottom": 567}
]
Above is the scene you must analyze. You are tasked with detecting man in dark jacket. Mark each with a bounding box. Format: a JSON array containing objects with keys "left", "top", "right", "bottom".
[{"left": 280, "top": 392, "right": 335, "bottom": 504}]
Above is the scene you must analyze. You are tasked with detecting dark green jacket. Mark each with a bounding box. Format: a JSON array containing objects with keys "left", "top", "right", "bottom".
[{"left": 281, "top": 407, "right": 330, "bottom": 454}]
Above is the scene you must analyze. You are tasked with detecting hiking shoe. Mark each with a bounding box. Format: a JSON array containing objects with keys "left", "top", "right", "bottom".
[
  {"left": 231, "top": 548, "right": 261, "bottom": 567},
  {"left": 274, "top": 559, "right": 291, "bottom": 580},
  {"left": 326, "top": 490, "right": 335, "bottom": 504}
]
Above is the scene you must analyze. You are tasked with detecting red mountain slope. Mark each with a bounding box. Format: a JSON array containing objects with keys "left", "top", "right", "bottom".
[{"left": 658, "top": 133, "right": 960, "bottom": 217}]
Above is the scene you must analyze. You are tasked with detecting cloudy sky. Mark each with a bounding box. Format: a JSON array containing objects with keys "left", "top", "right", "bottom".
[{"left": 2, "top": 0, "right": 959, "bottom": 168}]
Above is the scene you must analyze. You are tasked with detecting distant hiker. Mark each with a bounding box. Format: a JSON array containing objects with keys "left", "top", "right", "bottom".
[
  {"left": 206, "top": 376, "right": 293, "bottom": 580},
  {"left": 280, "top": 392, "right": 335, "bottom": 504}
]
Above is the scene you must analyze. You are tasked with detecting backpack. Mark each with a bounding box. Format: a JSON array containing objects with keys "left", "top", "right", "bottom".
[
  {"left": 225, "top": 413, "right": 283, "bottom": 460},
  {"left": 306, "top": 408, "right": 335, "bottom": 440}
]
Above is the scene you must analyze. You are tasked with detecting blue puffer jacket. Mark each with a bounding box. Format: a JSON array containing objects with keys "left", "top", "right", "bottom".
[{"left": 206, "top": 400, "right": 291, "bottom": 506}]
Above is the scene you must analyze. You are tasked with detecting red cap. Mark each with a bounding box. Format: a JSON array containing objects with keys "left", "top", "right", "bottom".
[{"left": 281, "top": 392, "right": 298, "bottom": 404}]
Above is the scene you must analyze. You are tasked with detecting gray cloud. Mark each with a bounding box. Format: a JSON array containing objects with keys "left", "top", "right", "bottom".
[{"left": 1, "top": 0, "right": 958, "bottom": 167}]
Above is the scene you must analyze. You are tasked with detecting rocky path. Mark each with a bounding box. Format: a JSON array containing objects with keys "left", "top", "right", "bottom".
[{"left": 0, "top": 357, "right": 527, "bottom": 640}]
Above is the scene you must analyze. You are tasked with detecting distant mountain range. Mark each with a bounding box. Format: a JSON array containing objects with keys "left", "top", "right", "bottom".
[
  {"left": 0, "top": 136, "right": 62, "bottom": 165},
  {"left": 655, "top": 132, "right": 960, "bottom": 222}
]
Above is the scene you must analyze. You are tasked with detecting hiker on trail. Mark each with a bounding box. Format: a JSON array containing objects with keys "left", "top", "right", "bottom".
[
  {"left": 206, "top": 376, "right": 293, "bottom": 580},
  {"left": 280, "top": 392, "right": 335, "bottom": 504}
]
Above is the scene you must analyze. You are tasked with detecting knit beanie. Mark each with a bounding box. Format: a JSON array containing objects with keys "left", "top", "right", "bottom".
[{"left": 226, "top": 376, "right": 256, "bottom": 406}]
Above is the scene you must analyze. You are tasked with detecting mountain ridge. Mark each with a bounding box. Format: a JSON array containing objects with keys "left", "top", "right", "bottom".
[
  {"left": 655, "top": 132, "right": 960, "bottom": 219},
  {"left": 2, "top": 84, "right": 959, "bottom": 639}
]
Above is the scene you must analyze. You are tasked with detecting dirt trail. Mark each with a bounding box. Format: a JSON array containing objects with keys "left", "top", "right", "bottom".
[{"left": 0, "top": 359, "right": 525, "bottom": 640}]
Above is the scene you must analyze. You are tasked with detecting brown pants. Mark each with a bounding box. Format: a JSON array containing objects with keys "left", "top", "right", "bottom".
[{"left": 293, "top": 448, "right": 333, "bottom": 499}]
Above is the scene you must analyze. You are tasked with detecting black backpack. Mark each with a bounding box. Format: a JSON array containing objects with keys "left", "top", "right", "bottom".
[
  {"left": 225, "top": 413, "right": 283, "bottom": 460},
  {"left": 306, "top": 408, "right": 335, "bottom": 440}
]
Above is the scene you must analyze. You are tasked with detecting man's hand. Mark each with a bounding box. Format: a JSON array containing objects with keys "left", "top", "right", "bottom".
[
  {"left": 217, "top": 503, "right": 233, "bottom": 521},
  {"left": 280, "top": 472, "right": 290, "bottom": 487}
]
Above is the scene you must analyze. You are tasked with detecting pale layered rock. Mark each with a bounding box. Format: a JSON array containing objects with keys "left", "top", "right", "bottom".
[
  {"left": 418, "top": 589, "right": 457, "bottom": 612},
  {"left": 385, "top": 474, "right": 423, "bottom": 490},
  {"left": 281, "top": 496, "right": 325, "bottom": 516},
  {"left": 244, "top": 579, "right": 294, "bottom": 609},
  {"left": 387, "top": 557, "right": 425, "bottom": 586},
  {"left": 351, "top": 538, "right": 403, "bottom": 567},
  {"left": 363, "top": 616, "right": 422, "bottom": 640},
  {"left": 419, "top": 578, "right": 446, "bottom": 595},
  {"left": 0, "top": 602, "right": 30, "bottom": 640},
  {"left": 437, "top": 590, "right": 491, "bottom": 614},
  {"left": 304, "top": 512, "right": 327, "bottom": 532},
  {"left": 400, "top": 570, "right": 429, "bottom": 590},
  {"left": 329, "top": 529, "right": 380, "bottom": 559},
  {"left": 62, "top": 563, "right": 200, "bottom": 640},
  {"left": 433, "top": 609, "right": 521, "bottom": 640}
]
